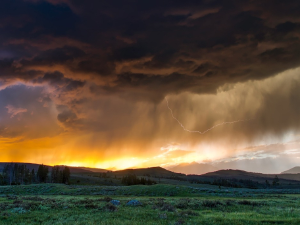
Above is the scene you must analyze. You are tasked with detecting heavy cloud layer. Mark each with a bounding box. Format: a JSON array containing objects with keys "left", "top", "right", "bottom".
[{"left": 1, "top": 0, "right": 300, "bottom": 168}]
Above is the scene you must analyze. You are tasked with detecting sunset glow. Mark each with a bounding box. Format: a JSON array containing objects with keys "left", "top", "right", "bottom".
[{"left": 1, "top": 0, "right": 300, "bottom": 173}]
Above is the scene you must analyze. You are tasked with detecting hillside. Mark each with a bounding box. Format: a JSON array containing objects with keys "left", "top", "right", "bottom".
[
  {"left": 281, "top": 167, "right": 300, "bottom": 174},
  {"left": 112, "top": 167, "right": 185, "bottom": 178},
  {"left": 187, "top": 169, "right": 300, "bottom": 189},
  {"left": 168, "top": 162, "right": 218, "bottom": 175},
  {"left": 3, "top": 162, "right": 300, "bottom": 189},
  {"left": 70, "top": 167, "right": 108, "bottom": 173},
  {"left": 198, "top": 169, "right": 300, "bottom": 181}
]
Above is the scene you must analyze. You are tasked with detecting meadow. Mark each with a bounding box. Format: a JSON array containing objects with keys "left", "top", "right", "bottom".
[{"left": 0, "top": 184, "right": 300, "bottom": 225}]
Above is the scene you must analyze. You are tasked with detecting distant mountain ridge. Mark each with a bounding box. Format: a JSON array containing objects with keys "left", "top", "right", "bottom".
[
  {"left": 193, "top": 169, "right": 300, "bottom": 182},
  {"left": 2, "top": 162, "right": 300, "bottom": 186},
  {"left": 167, "top": 162, "right": 218, "bottom": 175},
  {"left": 281, "top": 167, "right": 300, "bottom": 174},
  {"left": 185, "top": 169, "right": 300, "bottom": 189}
]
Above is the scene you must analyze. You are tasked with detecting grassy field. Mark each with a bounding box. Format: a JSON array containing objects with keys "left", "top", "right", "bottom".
[{"left": 0, "top": 184, "right": 300, "bottom": 224}]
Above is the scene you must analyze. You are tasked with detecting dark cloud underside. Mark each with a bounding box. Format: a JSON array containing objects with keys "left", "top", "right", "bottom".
[
  {"left": 1, "top": 0, "right": 300, "bottom": 100},
  {"left": 1, "top": 0, "right": 300, "bottom": 168}
]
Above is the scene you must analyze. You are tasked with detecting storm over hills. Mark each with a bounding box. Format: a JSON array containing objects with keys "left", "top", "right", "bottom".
[{"left": 1, "top": 0, "right": 300, "bottom": 171}]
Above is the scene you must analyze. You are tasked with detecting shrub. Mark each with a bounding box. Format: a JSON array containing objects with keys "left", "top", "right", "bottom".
[
  {"left": 105, "top": 203, "right": 118, "bottom": 212},
  {"left": 85, "top": 204, "right": 98, "bottom": 209},
  {"left": 79, "top": 198, "right": 94, "bottom": 204},
  {"left": 176, "top": 199, "right": 191, "bottom": 209},
  {"left": 22, "top": 196, "right": 43, "bottom": 201},
  {"left": 13, "top": 200, "right": 23, "bottom": 205},
  {"left": 101, "top": 197, "right": 112, "bottom": 202},
  {"left": 154, "top": 199, "right": 165, "bottom": 208},
  {"left": 225, "top": 200, "right": 236, "bottom": 206},
  {"left": 159, "top": 213, "right": 167, "bottom": 219},
  {"left": 1, "top": 212, "right": 10, "bottom": 218},
  {"left": 160, "top": 203, "right": 175, "bottom": 212},
  {"left": 238, "top": 200, "right": 262, "bottom": 206},
  {"left": 21, "top": 202, "right": 40, "bottom": 210},
  {"left": 6, "top": 195, "right": 17, "bottom": 200},
  {"left": 174, "top": 218, "right": 185, "bottom": 225},
  {"left": 37, "top": 205, "right": 50, "bottom": 211},
  {"left": 11, "top": 207, "right": 27, "bottom": 214},
  {"left": 178, "top": 210, "right": 199, "bottom": 217},
  {"left": 202, "top": 200, "right": 223, "bottom": 208}
]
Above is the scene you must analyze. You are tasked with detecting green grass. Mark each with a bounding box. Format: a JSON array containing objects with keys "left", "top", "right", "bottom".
[{"left": 0, "top": 184, "right": 300, "bottom": 224}]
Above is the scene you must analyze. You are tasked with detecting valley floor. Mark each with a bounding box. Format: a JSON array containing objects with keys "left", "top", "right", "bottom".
[{"left": 0, "top": 184, "right": 299, "bottom": 224}]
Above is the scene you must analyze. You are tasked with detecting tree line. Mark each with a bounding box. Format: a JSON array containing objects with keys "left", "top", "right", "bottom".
[
  {"left": 0, "top": 163, "right": 71, "bottom": 185},
  {"left": 189, "top": 176, "right": 281, "bottom": 189},
  {"left": 121, "top": 174, "right": 157, "bottom": 185}
]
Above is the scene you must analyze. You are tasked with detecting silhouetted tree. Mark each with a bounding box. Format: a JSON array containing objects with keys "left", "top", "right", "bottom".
[
  {"left": 51, "top": 166, "right": 70, "bottom": 184},
  {"left": 0, "top": 173, "right": 4, "bottom": 185},
  {"left": 1, "top": 163, "right": 35, "bottom": 185},
  {"left": 62, "top": 166, "right": 70, "bottom": 184},
  {"left": 121, "top": 174, "right": 156, "bottom": 186},
  {"left": 37, "top": 164, "right": 49, "bottom": 183},
  {"left": 3, "top": 163, "right": 13, "bottom": 185},
  {"left": 51, "top": 166, "right": 60, "bottom": 183},
  {"left": 31, "top": 169, "right": 36, "bottom": 183},
  {"left": 272, "top": 176, "right": 279, "bottom": 186}
]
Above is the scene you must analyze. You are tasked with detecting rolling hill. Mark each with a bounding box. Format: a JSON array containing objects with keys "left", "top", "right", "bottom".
[
  {"left": 187, "top": 169, "right": 300, "bottom": 188},
  {"left": 281, "top": 167, "right": 300, "bottom": 174},
  {"left": 73, "top": 167, "right": 108, "bottom": 173},
  {"left": 197, "top": 169, "right": 300, "bottom": 181},
  {"left": 112, "top": 166, "right": 185, "bottom": 178},
  {"left": 3, "top": 162, "right": 300, "bottom": 189},
  {"left": 168, "top": 162, "right": 218, "bottom": 175}
]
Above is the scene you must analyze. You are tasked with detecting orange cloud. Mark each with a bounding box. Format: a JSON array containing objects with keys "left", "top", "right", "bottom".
[{"left": 5, "top": 105, "right": 27, "bottom": 118}]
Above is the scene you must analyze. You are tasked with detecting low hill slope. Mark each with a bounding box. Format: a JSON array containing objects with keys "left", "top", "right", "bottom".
[
  {"left": 112, "top": 167, "right": 185, "bottom": 178},
  {"left": 168, "top": 162, "right": 218, "bottom": 175},
  {"left": 281, "top": 167, "right": 300, "bottom": 174},
  {"left": 188, "top": 169, "right": 300, "bottom": 185},
  {"left": 71, "top": 167, "right": 108, "bottom": 173}
]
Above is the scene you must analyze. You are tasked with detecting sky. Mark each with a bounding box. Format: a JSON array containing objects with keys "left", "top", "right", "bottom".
[{"left": 1, "top": 0, "right": 300, "bottom": 173}]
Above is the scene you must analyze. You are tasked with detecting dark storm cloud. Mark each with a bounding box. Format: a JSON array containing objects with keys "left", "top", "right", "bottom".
[
  {"left": 1, "top": 0, "right": 300, "bottom": 136},
  {"left": 34, "top": 71, "right": 85, "bottom": 91},
  {"left": 1, "top": 0, "right": 300, "bottom": 102},
  {"left": 57, "top": 109, "right": 77, "bottom": 123},
  {"left": 20, "top": 46, "right": 86, "bottom": 67},
  {"left": 90, "top": 72, "right": 200, "bottom": 102},
  {"left": 0, "top": 58, "right": 42, "bottom": 81}
]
